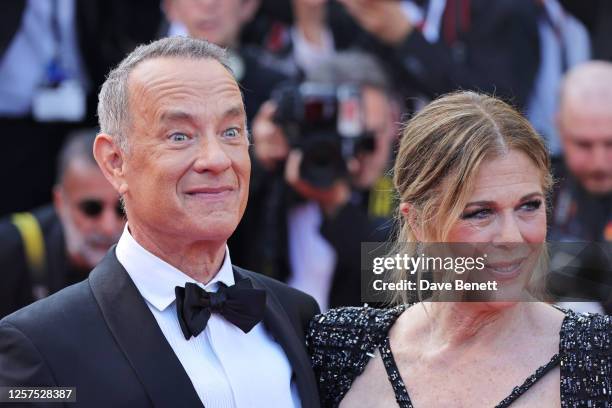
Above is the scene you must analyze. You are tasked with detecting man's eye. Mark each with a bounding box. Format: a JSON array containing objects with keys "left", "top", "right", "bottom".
[
  {"left": 223, "top": 128, "right": 240, "bottom": 138},
  {"left": 170, "top": 132, "right": 189, "bottom": 142}
]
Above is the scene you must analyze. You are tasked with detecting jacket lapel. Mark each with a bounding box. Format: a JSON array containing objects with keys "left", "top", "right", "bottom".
[
  {"left": 89, "top": 248, "right": 202, "bottom": 407},
  {"left": 234, "top": 267, "right": 320, "bottom": 408}
]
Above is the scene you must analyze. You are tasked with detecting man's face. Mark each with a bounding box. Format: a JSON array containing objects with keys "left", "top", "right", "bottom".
[
  {"left": 350, "top": 86, "right": 396, "bottom": 189},
  {"left": 166, "top": 0, "right": 255, "bottom": 48},
  {"left": 559, "top": 101, "right": 612, "bottom": 195},
  {"left": 54, "top": 159, "right": 125, "bottom": 269},
  {"left": 121, "top": 57, "right": 250, "bottom": 244}
]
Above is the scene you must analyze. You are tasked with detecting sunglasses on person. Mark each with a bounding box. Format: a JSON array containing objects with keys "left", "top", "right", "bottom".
[{"left": 77, "top": 199, "right": 125, "bottom": 219}]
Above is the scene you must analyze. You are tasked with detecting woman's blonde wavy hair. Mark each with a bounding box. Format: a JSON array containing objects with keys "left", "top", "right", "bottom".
[{"left": 389, "top": 91, "right": 552, "bottom": 305}]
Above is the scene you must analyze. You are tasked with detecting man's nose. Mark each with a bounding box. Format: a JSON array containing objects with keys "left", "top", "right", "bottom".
[{"left": 193, "top": 134, "right": 232, "bottom": 174}]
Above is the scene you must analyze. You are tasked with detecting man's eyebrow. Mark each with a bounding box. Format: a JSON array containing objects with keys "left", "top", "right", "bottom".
[
  {"left": 159, "top": 110, "right": 196, "bottom": 122},
  {"left": 464, "top": 192, "right": 544, "bottom": 208},
  {"left": 223, "top": 105, "right": 246, "bottom": 119},
  {"left": 159, "top": 106, "right": 245, "bottom": 122}
]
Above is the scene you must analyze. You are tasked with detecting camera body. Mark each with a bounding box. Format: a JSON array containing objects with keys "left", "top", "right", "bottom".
[{"left": 272, "top": 81, "right": 375, "bottom": 188}]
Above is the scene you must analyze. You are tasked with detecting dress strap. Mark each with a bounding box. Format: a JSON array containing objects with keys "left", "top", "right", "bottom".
[
  {"left": 379, "top": 336, "right": 414, "bottom": 408},
  {"left": 495, "top": 353, "right": 561, "bottom": 408}
]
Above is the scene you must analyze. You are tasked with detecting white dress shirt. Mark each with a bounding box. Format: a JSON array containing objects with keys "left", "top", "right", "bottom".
[{"left": 116, "top": 225, "right": 300, "bottom": 408}]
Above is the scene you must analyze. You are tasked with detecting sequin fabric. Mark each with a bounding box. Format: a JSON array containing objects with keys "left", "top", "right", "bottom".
[{"left": 306, "top": 305, "right": 611, "bottom": 408}]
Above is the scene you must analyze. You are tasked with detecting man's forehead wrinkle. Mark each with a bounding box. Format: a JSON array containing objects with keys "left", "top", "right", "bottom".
[
  {"left": 132, "top": 74, "right": 242, "bottom": 107},
  {"left": 128, "top": 80, "right": 243, "bottom": 133},
  {"left": 128, "top": 57, "right": 240, "bottom": 103}
]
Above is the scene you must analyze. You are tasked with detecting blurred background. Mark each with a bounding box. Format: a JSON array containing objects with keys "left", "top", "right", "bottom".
[{"left": 0, "top": 0, "right": 610, "bottom": 317}]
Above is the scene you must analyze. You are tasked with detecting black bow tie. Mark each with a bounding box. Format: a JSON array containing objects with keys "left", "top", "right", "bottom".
[{"left": 175, "top": 278, "right": 266, "bottom": 340}]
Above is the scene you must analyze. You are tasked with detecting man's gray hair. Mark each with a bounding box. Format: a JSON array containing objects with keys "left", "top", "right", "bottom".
[
  {"left": 306, "top": 51, "right": 391, "bottom": 93},
  {"left": 97, "top": 36, "right": 232, "bottom": 151}
]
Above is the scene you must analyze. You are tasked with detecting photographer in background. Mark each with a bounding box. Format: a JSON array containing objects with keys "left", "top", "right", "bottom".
[
  {"left": 231, "top": 52, "right": 400, "bottom": 310},
  {"left": 0, "top": 129, "right": 124, "bottom": 318}
]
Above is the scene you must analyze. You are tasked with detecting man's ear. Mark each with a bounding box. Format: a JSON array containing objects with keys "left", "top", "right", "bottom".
[
  {"left": 240, "top": 0, "right": 261, "bottom": 24},
  {"left": 399, "top": 202, "right": 424, "bottom": 241},
  {"left": 93, "top": 134, "right": 128, "bottom": 195}
]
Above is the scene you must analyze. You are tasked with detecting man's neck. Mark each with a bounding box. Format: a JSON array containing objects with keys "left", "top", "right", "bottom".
[{"left": 128, "top": 223, "right": 226, "bottom": 284}]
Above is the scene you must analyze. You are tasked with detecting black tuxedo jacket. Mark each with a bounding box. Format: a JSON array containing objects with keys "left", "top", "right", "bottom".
[{"left": 0, "top": 249, "right": 321, "bottom": 407}]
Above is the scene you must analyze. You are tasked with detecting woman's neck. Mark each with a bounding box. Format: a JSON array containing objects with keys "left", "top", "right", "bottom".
[{"left": 425, "top": 302, "right": 529, "bottom": 348}]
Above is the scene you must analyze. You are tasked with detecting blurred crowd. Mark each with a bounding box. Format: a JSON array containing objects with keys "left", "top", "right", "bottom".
[{"left": 0, "top": 0, "right": 610, "bottom": 317}]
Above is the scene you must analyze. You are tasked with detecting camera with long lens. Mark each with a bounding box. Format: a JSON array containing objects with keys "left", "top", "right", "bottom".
[{"left": 271, "top": 81, "right": 375, "bottom": 188}]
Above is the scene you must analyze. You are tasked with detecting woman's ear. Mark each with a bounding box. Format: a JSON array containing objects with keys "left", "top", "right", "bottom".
[
  {"left": 93, "top": 134, "right": 129, "bottom": 195},
  {"left": 400, "top": 202, "right": 424, "bottom": 242}
]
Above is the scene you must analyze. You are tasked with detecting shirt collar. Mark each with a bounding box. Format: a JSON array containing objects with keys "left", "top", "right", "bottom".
[{"left": 115, "top": 224, "right": 235, "bottom": 312}]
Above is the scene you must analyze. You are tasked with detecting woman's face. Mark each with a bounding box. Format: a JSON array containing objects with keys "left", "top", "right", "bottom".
[
  {"left": 447, "top": 149, "right": 546, "bottom": 244},
  {"left": 445, "top": 149, "right": 547, "bottom": 301}
]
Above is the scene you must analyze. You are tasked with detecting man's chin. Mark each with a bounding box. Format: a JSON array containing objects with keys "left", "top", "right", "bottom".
[{"left": 184, "top": 218, "right": 238, "bottom": 242}]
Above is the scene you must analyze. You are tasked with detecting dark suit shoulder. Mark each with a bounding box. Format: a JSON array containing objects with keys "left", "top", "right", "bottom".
[
  {"left": 306, "top": 305, "right": 407, "bottom": 407},
  {"left": 0, "top": 280, "right": 98, "bottom": 388},
  {"left": 1, "top": 279, "right": 96, "bottom": 341},
  {"left": 0, "top": 319, "right": 59, "bottom": 387}
]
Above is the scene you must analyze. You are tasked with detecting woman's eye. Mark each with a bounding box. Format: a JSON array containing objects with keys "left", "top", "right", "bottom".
[
  {"left": 461, "top": 208, "right": 492, "bottom": 220},
  {"left": 520, "top": 200, "right": 542, "bottom": 212},
  {"left": 223, "top": 127, "right": 240, "bottom": 138},
  {"left": 169, "top": 132, "right": 189, "bottom": 142}
]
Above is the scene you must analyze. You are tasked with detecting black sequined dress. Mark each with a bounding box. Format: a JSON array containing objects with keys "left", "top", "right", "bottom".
[{"left": 307, "top": 305, "right": 611, "bottom": 407}]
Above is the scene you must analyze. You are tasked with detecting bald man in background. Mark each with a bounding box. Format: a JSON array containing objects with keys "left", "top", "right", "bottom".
[
  {"left": 550, "top": 61, "right": 612, "bottom": 242},
  {"left": 547, "top": 61, "right": 612, "bottom": 314}
]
